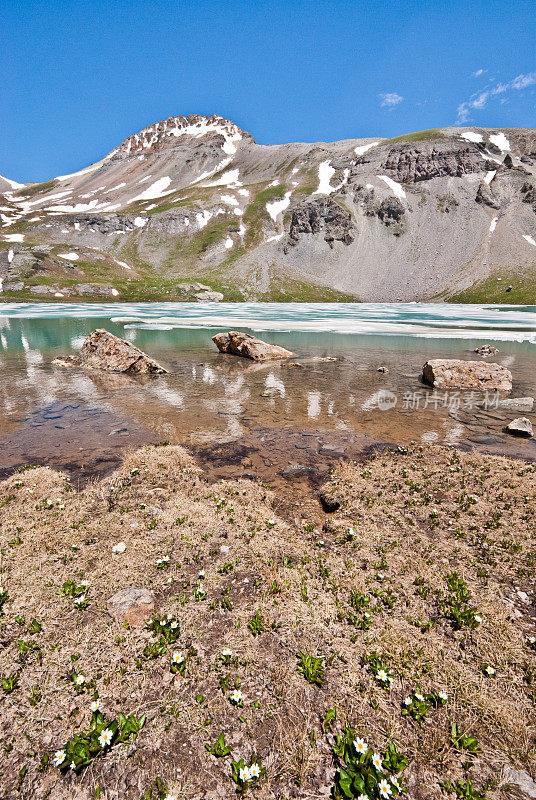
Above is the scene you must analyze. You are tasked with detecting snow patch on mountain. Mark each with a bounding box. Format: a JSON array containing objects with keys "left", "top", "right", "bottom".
[
  {"left": 266, "top": 191, "right": 291, "bottom": 222},
  {"left": 461, "top": 132, "right": 483, "bottom": 143},
  {"left": 314, "top": 161, "right": 336, "bottom": 195},
  {"left": 489, "top": 132, "right": 510, "bottom": 152},
  {"left": 203, "top": 168, "right": 242, "bottom": 188},
  {"left": 354, "top": 142, "right": 379, "bottom": 156},
  {"left": 0, "top": 174, "right": 26, "bottom": 189},
  {"left": 377, "top": 175, "right": 406, "bottom": 199},
  {"left": 132, "top": 176, "right": 172, "bottom": 201}
]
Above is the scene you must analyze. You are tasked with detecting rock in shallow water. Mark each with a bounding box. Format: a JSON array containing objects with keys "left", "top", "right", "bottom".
[
  {"left": 212, "top": 331, "right": 294, "bottom": 361},
  {"left": 53, "top": 329, "right": 167, "bottom": 374},
  {"left": 504, "top": 417, "right": 534, "bottom": 438},
  {"left": 474, "top": 344, "right": 499, "bottom": 356},
  {"left": 422, "top": 359, "right": 512, "bottom": 391}
]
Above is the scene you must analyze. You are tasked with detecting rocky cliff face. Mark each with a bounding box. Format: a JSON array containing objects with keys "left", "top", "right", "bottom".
[{"left": 1, "top": 120, "right": 535, "bottom": 302}]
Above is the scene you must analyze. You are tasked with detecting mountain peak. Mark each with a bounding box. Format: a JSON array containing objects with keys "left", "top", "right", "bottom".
[{"left": 115, "top": 114, "right": 253, "bottom": 157}]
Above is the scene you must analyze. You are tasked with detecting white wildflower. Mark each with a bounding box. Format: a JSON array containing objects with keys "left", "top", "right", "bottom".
[
  {"left": 485, "top": 665, "right": 495, "bottom": 676},
  {"left": 438, "top": 691, "right": 448, "bottom": 701},
  {"left": 249, "top": 763, "right": 261, "bottom": 778},
  {"left": 378, "top": 779, "right": 392, "bottom": 798},
  {"left": 239, "top": 765, "right": 251, "bottom": 781},
  {"left": 90, "top": 699, "right": 102, "bottom": 713},
  {"left": 377, "top": 669, "right": 388, "bottom": 682},
  {"left": 222, "top": 648, "right": 232, "bottom": 658},
  {"left": 474, "top": 614, "right": 482, "bottom": 624},
  {"left": 229, "top": 689, "right": 243, "bottom": 704},
  {"left": 171, "top": 651, "right": 185, "bottom": 664},
  {"left": 98, "top": 728, "right": 113, "bottom": 747},
  {"left": 372, "top": 752, "right": 383, "bottom": 771},
  {"left": 414, "top": 692, "right": 424, "bottom": 702},
  {"left": 74, "top": 674, "right": 86, "bottom": 686},
  {"left": 354, "top": 737, "right": 368, "bottom": 754},
  {"left": 198, "top": 569, "right": 205, "bottom": 579},
  {"left": 404, "top": 696, "right": 412, "bottom": 706},
  {"left": 53, "top": 749, "right": 66, "bottom": 766}
]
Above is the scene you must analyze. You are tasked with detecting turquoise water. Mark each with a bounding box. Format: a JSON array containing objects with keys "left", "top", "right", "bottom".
[{"left": 1, "top": 302, "right": 535, "bottom": 346}]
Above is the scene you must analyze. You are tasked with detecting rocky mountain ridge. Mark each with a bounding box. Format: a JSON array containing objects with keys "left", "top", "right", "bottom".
[{"left": 1, "top": 116, "right": 535, "bottom": 302}]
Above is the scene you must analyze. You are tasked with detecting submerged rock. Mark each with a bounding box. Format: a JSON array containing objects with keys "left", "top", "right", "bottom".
[
  {"left": 53, "top": 328, "right": 168, "bottom": 374},
  {"left": 422, "top": 359, "right": 512, "bottom": 391},
  {"left": 107, "top": 587, "right": 155, "bottom": 627},
  {"left": 474, "top": 344, "right": 499, "bottom": 356},
  {"left": 504, "top": 417, "right": 533, "bottom": 438},
  {"left": 212, "top": 331, "right": 294, "bottom": 361}
]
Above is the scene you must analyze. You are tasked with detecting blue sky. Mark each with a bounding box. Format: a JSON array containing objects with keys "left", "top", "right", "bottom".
[{"left": 1, "top": 0, "right": 535, "bottom": 182}]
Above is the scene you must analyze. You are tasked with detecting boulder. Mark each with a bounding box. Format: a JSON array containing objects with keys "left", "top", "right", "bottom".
[
  {"left": 107, "top": 587, "right": 155, "bottom": 627},
  {"left": 474, "top": 344, "right": 499, "bottom": 356},
  {"left": 212, "top": 331, "right": 294, "bottom": 362},
  {"left": 422, "top": 359, "right": 512, "bottom": 391},
  {"left": 504, "top": 417, "right": 533, "bottom": 438},
  {"left": 53, "top": 329, "right": 167, "bottom": 374}
]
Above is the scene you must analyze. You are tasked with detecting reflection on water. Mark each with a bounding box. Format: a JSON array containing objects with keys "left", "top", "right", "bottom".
[{"left": 0, "top": 304, "right": 535, "bottom": 480}]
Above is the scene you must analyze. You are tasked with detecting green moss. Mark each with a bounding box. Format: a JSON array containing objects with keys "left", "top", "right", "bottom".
[
  {"left": 14, "top": 179, "right": 58, "bottom": 197},
  {"left": 242, "top": 184, "right": 287, "bottom": 247},
  {"left": 380, "top": 129, "right": 444, "bottom": 146},
  {"left": 259, "top": 277, "right": 359, "bottom": 302},
  {"left": 446, "top": 270, "right": 536, "bottom": 305}
]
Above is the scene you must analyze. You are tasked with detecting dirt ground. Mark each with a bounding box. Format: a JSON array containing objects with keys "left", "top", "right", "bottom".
[{"left": 1, "top": 443, "right": 535, "bottom": 800}]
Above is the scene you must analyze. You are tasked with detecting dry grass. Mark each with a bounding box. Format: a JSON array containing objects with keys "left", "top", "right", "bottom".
[{"left": 0, "top": 443, "right": 535, "bottom": 799}]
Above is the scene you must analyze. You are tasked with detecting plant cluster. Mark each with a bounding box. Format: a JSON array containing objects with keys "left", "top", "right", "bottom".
[
  {"left": 331, "top": 725, "right": 407, "bottom": 799},
  {"left": 439, "top": 573, "right": 481, "bottom": 630},
  {"left": 53, "top": 706, "right": 145, "bottom": 773},
  {"left": 401, "top": 688, "right": 447, "bottom": 723},
  {"left": 61, "top": 578, "right": 89, "bottom": 610}
]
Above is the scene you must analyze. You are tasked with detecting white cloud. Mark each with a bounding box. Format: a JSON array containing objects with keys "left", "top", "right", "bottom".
[
  {"left": 456, "top": 71, "right": 536, "bottom": 124},
  {"left": 379, "top": 92, "right": 403, "bottom": 108},
  {"left": 472, "top": 68, "right": 486, "bottom": 77}
]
